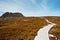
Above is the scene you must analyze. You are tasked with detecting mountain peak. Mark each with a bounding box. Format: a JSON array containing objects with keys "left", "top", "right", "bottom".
[{"left": 1, "top": 12, "right": 24, "bottom": 18}]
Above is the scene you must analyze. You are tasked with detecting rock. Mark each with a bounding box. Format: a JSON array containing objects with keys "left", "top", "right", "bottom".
[{"left": 1, "top": 12, "right": 24, "bottom": 18}]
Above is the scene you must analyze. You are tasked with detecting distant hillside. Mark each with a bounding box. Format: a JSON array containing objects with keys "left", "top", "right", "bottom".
[{"left": 1, "top": 12, "right": 24, "bottom": 18}]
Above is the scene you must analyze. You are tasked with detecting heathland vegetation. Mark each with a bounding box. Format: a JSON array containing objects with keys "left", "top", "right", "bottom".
[{"left": 0, "top": 12, "right": 60, "bottom": 40}]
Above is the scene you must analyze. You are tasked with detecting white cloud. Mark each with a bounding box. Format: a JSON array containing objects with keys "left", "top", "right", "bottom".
[
  {"left": 29, "top": 0, "right": 40, "bottom": 8},
  {"left": 0, "top": 0, "right": 24, "bottom": 12},
  {"left": 40, "top": 0, "right": 50, "bottom": 13},
  {"left": 0, "top": 0, "right": 60, "bottom": 16},
  {"left": 30, "top": 0, "right": 36, "bottom": 4},
  {"left": 29, "top": 0, "right": 49, "bottom": 12}
]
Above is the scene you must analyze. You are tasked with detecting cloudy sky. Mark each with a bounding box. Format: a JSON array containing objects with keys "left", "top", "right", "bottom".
[{"left": 0, "top": 0, "right": 60, "bottom": 16}]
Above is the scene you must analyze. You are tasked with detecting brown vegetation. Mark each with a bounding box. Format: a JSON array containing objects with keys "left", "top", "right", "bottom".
[{"left": 0, "top": 16, "right": 60, "bottom": 40}]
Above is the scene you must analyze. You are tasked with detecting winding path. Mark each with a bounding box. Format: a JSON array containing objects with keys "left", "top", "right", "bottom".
[{"left": 34, "top": 19, "right": 56, "bottom": 40}]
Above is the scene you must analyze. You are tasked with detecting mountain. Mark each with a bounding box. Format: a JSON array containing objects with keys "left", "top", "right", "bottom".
[{"left": 1, "top": 12, "right": 24, "bottom": 18}]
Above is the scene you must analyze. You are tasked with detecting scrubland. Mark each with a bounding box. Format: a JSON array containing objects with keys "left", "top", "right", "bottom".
[{"left": 0, "top": 16, "right": 60, "bottom": 40}]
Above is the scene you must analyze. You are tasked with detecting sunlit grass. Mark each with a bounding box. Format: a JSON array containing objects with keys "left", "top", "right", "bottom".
[{"left": 0, "top": 16, "right": 60, "bottom": 40}]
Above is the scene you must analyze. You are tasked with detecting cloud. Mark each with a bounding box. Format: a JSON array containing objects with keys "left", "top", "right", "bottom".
[
  {"left": 29, "top": 0, "right": 40, "bottom": 8},
  {"left": 29, "top": 0, "right": 49, "bottom": 12},
  {"left": 0, "top": 0, "right": 60, "bottom": 16},
  {"left": 0, "top": 0, "right": 24, "bottom": 12},
  {"left": 30, "top": 0, "right": 36, "bottom": 4},
  {"left": 40, "top": 0, "right": 48, "bottom": 10},
  {"left": 40, "top": 0, "right": 51, "bottom": 14}
]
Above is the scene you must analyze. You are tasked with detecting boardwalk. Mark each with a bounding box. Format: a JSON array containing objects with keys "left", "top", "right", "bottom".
[{"left": 34, "top": 19, "right": 56, "bottom": 40}]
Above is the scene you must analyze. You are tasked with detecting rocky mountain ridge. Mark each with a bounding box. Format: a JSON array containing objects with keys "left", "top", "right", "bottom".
[{"left": 1, "top": 12, "right": 24, "bottom": 18}]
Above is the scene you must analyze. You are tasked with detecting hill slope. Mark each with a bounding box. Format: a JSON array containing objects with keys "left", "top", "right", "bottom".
[{"left": 0, "top": 16, "right": 60, "bottom": 40}]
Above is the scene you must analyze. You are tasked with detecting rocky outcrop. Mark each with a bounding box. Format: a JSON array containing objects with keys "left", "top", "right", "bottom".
[{"left": 1, "top": 12, "right": 24, "bottom": 18}]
